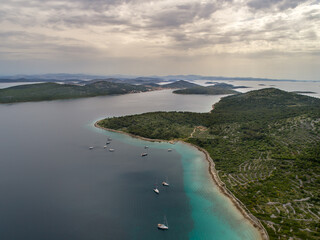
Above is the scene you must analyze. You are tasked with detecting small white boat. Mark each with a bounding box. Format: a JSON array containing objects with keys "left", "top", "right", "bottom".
[
  {"left": 162, "top": 181, "right": 169, "bottom": 186},
  {"left": 168, "top": 149, "right": 172, "bottom": 152},
  {"left": 153, "top": 187, "right": 159, "bottom": 194},
  {"left": 157, "top": 216, "right": 169, "bottom": 230},
  {"left": 104, "top": 145, "right": 107, "bottom": 149},
  {"left": 144, "top": 146, "right": 149, "bottom": 149},
  {"left": 162, "top": 177, "right": 169, "bottom": 186},
  {"left": 107, "top": 138, "right": 112, "bottom": 141},
  {"left": 141, "top": 153, "right": 148, "bottom": 157},
  {"left": 89, "top": 147, "right": 94, "bottom": 150},
  {"left": 109, "top": 148, "right": 115, "bottom": 152}
]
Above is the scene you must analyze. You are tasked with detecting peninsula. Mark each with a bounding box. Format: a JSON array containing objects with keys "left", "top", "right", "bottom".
[{"left": 96, "top": 88, "right": 320, "bottom": 240}]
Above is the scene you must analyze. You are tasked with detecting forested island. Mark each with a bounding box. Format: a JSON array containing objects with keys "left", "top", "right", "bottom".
[
  {"left": 97, "top": 88, "right": 320, "bottom": 240},
  {"left": 0, "top": 80, "right": 240, "bottom": 103},
  {"left": 0, "top": 81, "right": 155, "bottom": 103}
]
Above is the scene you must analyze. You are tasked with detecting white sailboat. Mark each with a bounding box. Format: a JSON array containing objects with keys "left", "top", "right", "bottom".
[
  {"left": 89, "top": 146, "right": 94, "bottom": 150},
  {"left": 153, "top": 187, "right": 159, "bottom": 194},
  {"left": 157, "top": 216, "right": 169, "bottom": 230},
  {"left": 167, "top": 148, "right": 172, "bottom": 152},
  {"left": 162, "top": 176, "right": 169, "bottom": 186},
  {"left": 109, "top": 148, "right": 115, "bottom": 152}
]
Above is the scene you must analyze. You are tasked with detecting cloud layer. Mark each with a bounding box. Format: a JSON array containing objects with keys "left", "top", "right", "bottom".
[{"left": 1, "top": 0, "right": 320, "bottom": 79}]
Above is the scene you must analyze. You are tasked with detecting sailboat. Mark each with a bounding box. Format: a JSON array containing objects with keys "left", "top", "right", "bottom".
[
  {"left": 162, "top": 177, "right": 169, "bottom": 186},
  {"left": 153, "top": 185, "right": 159, "bottom": 194},
  {"left": 109, "top": 148, "right": 115, "bottom": 152},
  {"left": 144, "top": 146, "right": 149, "bottom": 149},
  {"left": 167, "top": 148, "right": 172, "bottom": 152},
  {"left": 157, "top": 216, "right": 169, "bottom": 230},
  {"left": 89, "top": 146, "right": 94, "bottom": 150}
]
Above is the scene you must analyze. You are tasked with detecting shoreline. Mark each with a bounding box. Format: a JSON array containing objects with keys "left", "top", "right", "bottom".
[{"left": 94, "top": 120, "right": 269, "bottom": 240}]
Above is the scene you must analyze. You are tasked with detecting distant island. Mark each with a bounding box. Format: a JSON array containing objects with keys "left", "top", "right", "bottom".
[
  {"left": 1, "top": 73, "right": 315, "bottom": 82},
  {"left": 173, "top": 83, "right": 250, "bottom": 95},
  {"left": 0, "top": 81, "right": 153, "bottom": 103},
  {"left": 0, "top": 80, "right": 242, "bottom": 103},
  {"left": 292, "top": 91, "right": 317, "bottom": 94},
  {"left": 96, "top": 88, "right": 320, "bottom": 240}
]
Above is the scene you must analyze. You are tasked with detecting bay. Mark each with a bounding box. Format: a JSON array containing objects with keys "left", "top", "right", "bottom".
[{"left": 1, "top": 83, "right": 318, "bottom": 239}]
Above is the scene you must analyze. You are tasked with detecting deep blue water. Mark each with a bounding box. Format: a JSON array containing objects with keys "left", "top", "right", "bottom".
[{"left": 0, "top": 90, "right": 260, "bottom": 239}]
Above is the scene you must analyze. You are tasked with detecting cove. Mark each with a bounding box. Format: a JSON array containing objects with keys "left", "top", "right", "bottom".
[{"left": 93, "top": 125, "right": 261, "bottom": 240}]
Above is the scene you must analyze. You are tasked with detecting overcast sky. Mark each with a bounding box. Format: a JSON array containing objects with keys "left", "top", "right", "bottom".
[{"left": 1, "top": 0, "right": 320, "bottom": 80}]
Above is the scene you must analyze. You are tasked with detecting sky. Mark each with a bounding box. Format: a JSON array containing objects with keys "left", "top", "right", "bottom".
[{"left": 0, "top": 0, "right": 320, "bottom": 80}]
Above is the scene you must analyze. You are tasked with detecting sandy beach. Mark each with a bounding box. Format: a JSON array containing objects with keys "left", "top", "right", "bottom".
[{"left": 94, "top": 120, "right": 269, "bottom": 240}]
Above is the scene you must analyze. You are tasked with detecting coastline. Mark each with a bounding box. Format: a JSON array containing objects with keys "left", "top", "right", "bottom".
[{"left": 94, "top": 120, "right": 269, "bottom": 240}]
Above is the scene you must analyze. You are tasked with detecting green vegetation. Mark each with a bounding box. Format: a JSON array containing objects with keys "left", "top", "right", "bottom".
[
  {"left": 173, "top": 85, "right": 239, "bottom": 95},
  {"left": 160, "top": 80, "right": 200, "bottom": 88},
  {"left": 173, "top": 83, "right": 246, "bottom": 95},
  {"left": 98, "top": 88, "right": 320, "bottom": 239},
  {"left": 0, "top": 81, "right": 152, "bottom": 103}
]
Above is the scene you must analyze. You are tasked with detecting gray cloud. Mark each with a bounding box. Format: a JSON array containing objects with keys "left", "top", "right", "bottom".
[
  {"left": 247, "top": 0, "right": 305, "bottom": 10},
  {"left": 0, "top": 0, "right": 319, "bottom": 79}
]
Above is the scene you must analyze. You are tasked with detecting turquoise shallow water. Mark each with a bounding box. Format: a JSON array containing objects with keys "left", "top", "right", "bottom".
[
  {"left": 0, "top": 90, "right": 261, "bottom": 239},
  {"left": 93, "top": 127, "right": 261, "bottom": 240}
]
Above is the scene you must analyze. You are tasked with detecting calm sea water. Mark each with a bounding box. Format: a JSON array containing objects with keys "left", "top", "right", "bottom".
[{"left": 1, "top": 83, "right": 318, "bottom": 239}]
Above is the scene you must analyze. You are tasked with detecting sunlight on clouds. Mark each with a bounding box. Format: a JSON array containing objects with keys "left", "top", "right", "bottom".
[{"left": 0, "top": 0, "right": 319, "bottom": 79}]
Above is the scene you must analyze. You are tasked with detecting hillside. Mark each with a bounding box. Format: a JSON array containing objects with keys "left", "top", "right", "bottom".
[
  {"left": 0, "top": 81, "right": 152, "bottom": 103},
  {"left": 98, "top": 88, "right": 320, "bottom": 240},
  {"left": 173, "top": 85, "right": 239, "bottom": 95},
  {"left": 160, "top": 80, "right": 200, "bottom": 89}
]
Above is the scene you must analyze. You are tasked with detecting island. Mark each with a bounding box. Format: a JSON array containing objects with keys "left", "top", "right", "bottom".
[
  {"left": 173, "top": 83, "right": 250, "bottom": 95},
  {"left": 96, "top": 88, "right": 320, "bottom": 240},
  {"left": 0, "top": 81, "right": 156, "bottom": 103},
  {"left": 292, "top": 91, "right": 317, "bottom": 94},
  {"left": 0, "top": 79, "right": 233, "bottom": 103}
]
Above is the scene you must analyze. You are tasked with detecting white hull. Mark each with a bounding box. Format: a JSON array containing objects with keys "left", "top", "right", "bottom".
[
  {"left": 162, "top": 182, "right": 169, "bottom": 186},
  {"left": 157, "top": 224, "right": 168, "bottom": 230}
]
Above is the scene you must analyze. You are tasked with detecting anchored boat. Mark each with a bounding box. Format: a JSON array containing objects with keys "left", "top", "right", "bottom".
[
  {"left": 153, "top": 187, "right": 159, "bottom": 194},
  {"left": 157, "top": 216, "right": 169, "bottom": 230}
]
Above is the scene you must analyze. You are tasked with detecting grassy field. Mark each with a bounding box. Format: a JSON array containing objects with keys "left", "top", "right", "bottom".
[{"left": 98, "top": 88, "right": 320, "bottom": 239}]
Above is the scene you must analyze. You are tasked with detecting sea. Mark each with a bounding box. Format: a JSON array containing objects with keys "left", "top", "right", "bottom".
[{"left": 0, "top": 80, "right": 319, "bottom": 239}]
